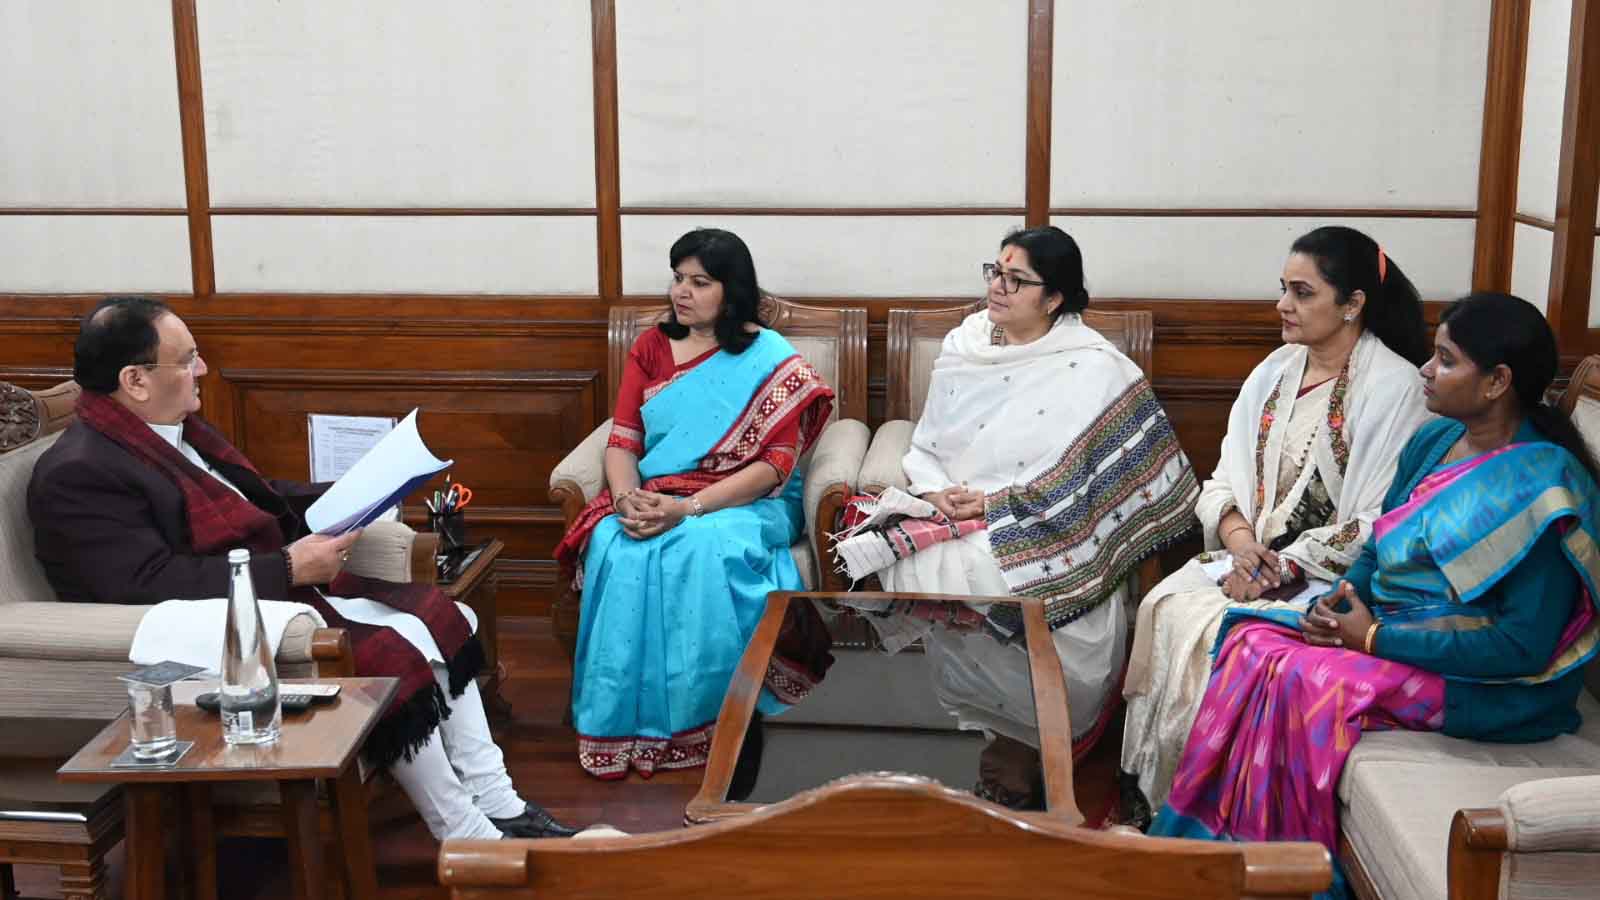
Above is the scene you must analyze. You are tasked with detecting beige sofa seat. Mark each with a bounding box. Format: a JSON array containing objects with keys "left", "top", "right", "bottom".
[
  {"left": 0, "top": 383, "right": 424, "bottom": 758},
  {"left": 1344, "top": 763, "right": 1600, "bottom": 900}
]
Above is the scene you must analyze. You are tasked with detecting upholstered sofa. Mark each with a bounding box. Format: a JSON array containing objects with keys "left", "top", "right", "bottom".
[
  {"left": 1335, "top": 357, "right": 1600, "bottom": 900},
  {"left": 0, "top": 380, "right": 435, "bottom": 759}
]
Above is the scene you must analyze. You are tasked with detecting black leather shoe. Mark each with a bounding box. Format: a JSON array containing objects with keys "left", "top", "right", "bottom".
[{"left": 490, "top": 802, "right": 580, "bottom": 839}]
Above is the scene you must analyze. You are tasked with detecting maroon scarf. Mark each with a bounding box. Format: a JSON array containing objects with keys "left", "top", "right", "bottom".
[{"left": 75, "top": 391, "right": 482, "bottom": 769}]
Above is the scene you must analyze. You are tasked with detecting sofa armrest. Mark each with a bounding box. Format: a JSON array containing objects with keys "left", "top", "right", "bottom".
[
  {"left": 1499, "top": 775, "right": 1600, "bottom": 852},
  {"left": 805, "top": 420, "right": 869, "bottom": 592},
  {"left": 310, "top": 627, "right": 355, "bottom": 676},
  {"left": 859, "top": 420, "right": 914, "bottom": 493},
  {"left": 344, "top": 519, "right": 434, "bottom": 584},
  {"left": 550, "top": 419, "right": 613, "bottom": 526}
]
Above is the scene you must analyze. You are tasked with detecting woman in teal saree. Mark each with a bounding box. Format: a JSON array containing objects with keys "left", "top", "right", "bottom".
[
  {"left": 1151, "top": 293, "right": 1600, "bottom": 898},
  {"left": 554, "top": 229, "right": 835, "bottom": 779}
]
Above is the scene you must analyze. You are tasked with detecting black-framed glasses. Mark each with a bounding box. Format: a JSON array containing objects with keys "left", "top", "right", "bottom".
[{"left": 982, "top": 262, "right": 1045, "bottom": 295}]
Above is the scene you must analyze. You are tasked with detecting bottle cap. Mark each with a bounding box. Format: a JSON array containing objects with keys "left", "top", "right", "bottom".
[{"left": 228, "top": 548, "right": 250, "bottom": 564}]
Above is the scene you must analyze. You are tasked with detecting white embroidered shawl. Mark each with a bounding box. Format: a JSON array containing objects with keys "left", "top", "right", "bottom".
[
  {"left": 904, "top": 311, "right": 1199, "bottom": 628},
  {"left": 1196, "top": 330, "right": 1432, "bottom": 580}
]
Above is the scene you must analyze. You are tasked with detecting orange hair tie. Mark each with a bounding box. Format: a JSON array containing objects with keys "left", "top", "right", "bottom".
[{"left": 1377, "top": 246, "right": 1388, "bottom": 284}]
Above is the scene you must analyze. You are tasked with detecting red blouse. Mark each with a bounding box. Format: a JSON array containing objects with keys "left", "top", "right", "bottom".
[{"left": 607, "top": 328, "right": 801, "bottom": 480}]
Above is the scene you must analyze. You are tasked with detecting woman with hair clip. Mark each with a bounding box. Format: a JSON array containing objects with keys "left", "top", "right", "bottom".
[
  {"left": 554, "top": 228, "right": 836, "bottom": 779},
  {"left": 1119, "top": 226, "right": 1433, "bottom": 825},
  {"left": 1151, "top": 293, "right": 1600, "bottom": 899}
]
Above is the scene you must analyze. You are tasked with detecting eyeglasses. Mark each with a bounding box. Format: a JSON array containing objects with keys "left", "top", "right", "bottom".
[
  {"left": 982, "top": 262, "right": 1045, "bottom": 295},
  {"left": 141, "top": 354, "right": 201, "bottom": 375}
]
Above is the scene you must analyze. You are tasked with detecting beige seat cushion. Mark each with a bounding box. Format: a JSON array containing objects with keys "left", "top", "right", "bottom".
[
  {"left": 0, "top": 431, "right": 63, "bottom": 606},
  {"left": 1340, "top": 690, "right": 1600, "bottom": 805},
  {"left": 1343, "top": 763, "right": 1600, "bottom": 900}
]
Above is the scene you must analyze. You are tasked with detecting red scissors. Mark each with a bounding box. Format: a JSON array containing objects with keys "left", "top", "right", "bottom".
[{"left": 446, "top": 482, "right": 473, "bottom": 510}]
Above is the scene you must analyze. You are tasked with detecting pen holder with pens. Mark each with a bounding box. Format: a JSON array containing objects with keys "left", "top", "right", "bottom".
[{"left": 430, "top": 509, "right": 468, "bottom": 554}]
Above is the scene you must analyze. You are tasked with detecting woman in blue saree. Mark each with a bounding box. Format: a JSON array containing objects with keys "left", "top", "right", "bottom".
[
  {"left": 554, "top": 229, "right": 835, "bottom": 779},
  {"left": 1151, "top": 293, "right": 1600, "bottom": 898}
]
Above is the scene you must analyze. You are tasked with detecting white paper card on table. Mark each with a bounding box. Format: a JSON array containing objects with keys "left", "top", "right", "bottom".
[
  {"left": 308, "top": 413, "right": 397, "bottom": 482},
  {"left": 305, "top": 408, "right": 451, "bottom": 535}
]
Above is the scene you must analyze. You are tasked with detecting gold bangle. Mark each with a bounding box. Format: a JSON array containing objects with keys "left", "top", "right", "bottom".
[
  {"left": 1363, "top": 622, "right": 1381, "bottom": 655},
  {"left": 1223, "top": 523, "right": 1253, "bottom": 541}
]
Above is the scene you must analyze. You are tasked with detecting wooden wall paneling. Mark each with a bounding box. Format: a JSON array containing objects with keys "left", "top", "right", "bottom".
[
  {"left": 591, "top": 0, "right": 622, "bottom": 300},
  {"left": 217, "top": 368, "right": 603, "bottom": 616},
  {"left": 1550, "top": 0, "right": 1600, "bottom": 357},
  {"left": 1473, "top": 0, "right": 1534, "bottom": 292},
  {"left": 170, "top": 0, "right": 214, "bottom": 297},
  {"left": 1024, "top": 0, "right": 1053, "bottom": 227}
]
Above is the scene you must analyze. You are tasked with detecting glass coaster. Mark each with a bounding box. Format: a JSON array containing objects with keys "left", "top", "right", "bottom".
[{"left": 109, "top": 740, "right": 195, "bottom": 769}]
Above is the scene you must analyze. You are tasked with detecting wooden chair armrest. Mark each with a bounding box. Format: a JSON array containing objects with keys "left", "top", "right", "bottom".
[
  {"left": 410, "top": 529, "right": 439, "bottom": 586},
  {"left": 551, "top": 478, "right": 588, "bottom": 530},
  {"left": 1240, "top": 841, "right": 1334, "bottom": 898},
  {"left": 310, "top": 627, "right": 355, "bottom": 677},
  {"left": 814, "top": 480, "right": 852, "bottom": 593},
  {"left": 1448, "top": 808, "right": 1507, "bottom": 900},
  {"left": 438, "top": 838, "right": 527, "bottom": 887}
]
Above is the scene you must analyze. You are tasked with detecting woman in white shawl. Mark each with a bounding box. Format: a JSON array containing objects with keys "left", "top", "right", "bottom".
[
  {"left": 1119, "top": 226, "right": 1434, "bottom": 825},
  {"left": 835, "top": 227, "right": 1199, "bottom": 808}
]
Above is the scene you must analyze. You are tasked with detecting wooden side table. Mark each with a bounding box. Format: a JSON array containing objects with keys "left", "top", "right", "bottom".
[
  {"left": 58, "top": 677, "right": 397, "bottom": 900},
  {"left": 439, "top": 538, "right": 510, "bottom": 719}
]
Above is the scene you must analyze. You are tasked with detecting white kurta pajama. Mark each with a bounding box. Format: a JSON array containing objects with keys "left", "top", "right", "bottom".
[
  {"left": 1120, "top": 331, "right": 1432, "bottom": 810},
  {"left": 872, "top": 311, "right": 1199, "bottom": 745}
]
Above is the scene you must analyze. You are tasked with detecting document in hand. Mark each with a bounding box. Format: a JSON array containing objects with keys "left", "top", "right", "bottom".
[{"left": 305, "top": 408, "right": 452, "bottom": 535}]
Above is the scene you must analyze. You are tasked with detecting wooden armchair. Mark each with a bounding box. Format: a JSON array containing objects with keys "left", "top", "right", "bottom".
[
  {"left": 548, "top": 298, "right": 871, "bottom": 659},
  {"left": 438, "top": 773, "right": 1331, "bottom": 899}
]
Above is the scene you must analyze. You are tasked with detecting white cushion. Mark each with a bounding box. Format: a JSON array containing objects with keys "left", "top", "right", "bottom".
[
  {"left": 1342, "top": 763, "right": 1599, "bottom": 900},
  {"left": 0, "top": 432, "right": 62, "bottom": 606}
]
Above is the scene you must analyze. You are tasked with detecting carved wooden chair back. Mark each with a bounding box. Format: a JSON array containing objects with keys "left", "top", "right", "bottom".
[
  {"left": 885, "top": 301, "right": 1154, "bottom": 421},
  {"left": 438, "top": 774, "right": 1330, "bottom": 899},
  {"left": 606, "top": 297, "right": 868, "bottom": 424}
]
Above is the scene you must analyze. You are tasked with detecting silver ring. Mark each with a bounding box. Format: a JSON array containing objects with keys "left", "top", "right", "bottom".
[{"left": 339, "top": 550, "right": 350, "bottom": 561}]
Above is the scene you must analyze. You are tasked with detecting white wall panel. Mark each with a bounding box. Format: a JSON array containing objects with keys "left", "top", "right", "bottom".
[
  {"left": 198, "top": 1, "right": 594, "bottom": 207},
  {"left": 1591, "top": 236, "right": 1600, "bottom": 325},
  {"left": 212, "top": 217, "right": 596, "bottom": 293},
  {"left": 0, "top": 1, "right": 185, "bottom": 206},
  {"left": 616, "top": 0, "right": 1026, "bottom": 207},
  {"left": 1517, "top": 0, "right": 1571, "bottom": 221},
  {"left": 0, "top": 217, "right": 189, "bottom": 292},
  {"left": 1051, "top": 1, "right": 1490, "bottom": 209},
  {"left": 621, "top": 216, "right": 1023, "bottom": 296},
  {"left": 1048, "top": 217, "right": 1476, "bottom": 301},
  {"left": 1511, "top": 223, "right": 1553, "bottom": 313}
]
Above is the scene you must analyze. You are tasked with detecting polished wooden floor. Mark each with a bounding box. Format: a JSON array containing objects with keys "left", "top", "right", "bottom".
[{"left": 13, "top": 616, "right": 1121, "bottom": 899}]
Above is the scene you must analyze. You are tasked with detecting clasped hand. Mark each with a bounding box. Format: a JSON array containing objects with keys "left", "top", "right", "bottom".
[
  {"left": 1219, "top": 533, "right": 1282, "bottom": 601},
  {"left": 1298, "top": 581, "right": 1376, "bottom": 650},
  {"left": 617, "top": 490, "right": 688, "bottom": 540},
  {"left": 921, "top": 484, "right": 985, "bottom": 522}
]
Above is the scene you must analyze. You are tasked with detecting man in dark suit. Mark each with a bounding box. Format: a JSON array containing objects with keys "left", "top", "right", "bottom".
[{"left": 30, "top": 296, "right": 575, "bottom": 841}]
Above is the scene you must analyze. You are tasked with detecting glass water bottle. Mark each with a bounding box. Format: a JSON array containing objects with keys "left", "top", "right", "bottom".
[{"left": 220, "top": 548, "right": 282, "bottom": 745}]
